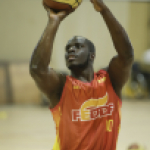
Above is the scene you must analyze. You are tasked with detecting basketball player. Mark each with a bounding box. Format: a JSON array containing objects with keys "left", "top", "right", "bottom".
[{"left": 30, "top": 0, "right": 134, "bottom": 149}]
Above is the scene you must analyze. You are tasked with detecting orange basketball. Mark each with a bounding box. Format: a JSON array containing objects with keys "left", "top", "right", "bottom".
[{"left": 43, "top": 0, "right": 82, "bottom": 11}]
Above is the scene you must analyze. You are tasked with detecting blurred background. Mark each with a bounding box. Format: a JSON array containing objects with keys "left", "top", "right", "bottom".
[{"left": 0, "top": 0, "right": 150, "bottom": 150}]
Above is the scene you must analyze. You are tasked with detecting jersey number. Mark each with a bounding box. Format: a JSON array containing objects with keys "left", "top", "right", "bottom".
[{"left": 106, "top": 120, "right": 113, "bottom": 132}]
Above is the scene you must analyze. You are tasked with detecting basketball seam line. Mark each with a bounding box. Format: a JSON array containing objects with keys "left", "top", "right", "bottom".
[
  {"left": 72, "top": 0, "right": 79, "bottom": 8},
  {"left": 50, "top": 0, "right": 72, "bottom": 9}
]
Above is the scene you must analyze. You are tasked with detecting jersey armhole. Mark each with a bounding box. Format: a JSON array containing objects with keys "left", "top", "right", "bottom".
[
  {"left": 98, "top": 69, "right": 122, "bottom": 107},
  {"left": 50, "top": 76, "right": 69, "bottom": 112}
]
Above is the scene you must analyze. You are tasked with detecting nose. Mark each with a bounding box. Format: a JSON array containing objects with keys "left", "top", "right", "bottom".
[{"left": 68, "top": 46, "right": 76, "bottom": 53}]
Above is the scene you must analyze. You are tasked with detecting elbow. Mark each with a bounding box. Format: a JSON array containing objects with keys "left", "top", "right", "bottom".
[
  {"left": 124, "top": 43, "right": 134, "bottom": 60},
  {"left": 128, "top": 47, "right": 134, "bottom": 62},
  {"left": 120, "top": 47, "right": 134, "bottom": 65},
  {"left": 29, "top": 64, "right": 39, "bottom": 78},
  {"left": 124, "top": 48, "right": 134, "bottom": 65},
  {"left": 29, "top": 64, "right": 46, "bottom": 79},
  {"left": 128, "top": 55, "right": 134, "bottom": 65}
]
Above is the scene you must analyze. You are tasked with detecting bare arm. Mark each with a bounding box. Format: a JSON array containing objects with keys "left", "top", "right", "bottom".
[
  {"left": 91, "top": 0, "right": 134, "bottom": 98},
  {"left": 30, "top": 8, "right": 70, "bottom": 108}
]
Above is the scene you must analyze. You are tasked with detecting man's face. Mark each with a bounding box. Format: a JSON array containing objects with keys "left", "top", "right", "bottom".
[{"left": 65, "top": 36, "right": 90, "bottom": 70}]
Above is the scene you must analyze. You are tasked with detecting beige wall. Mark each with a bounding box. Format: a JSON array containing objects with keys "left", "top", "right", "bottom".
[
  {"left": 0, "top": 1, "right": 150, "bottom": 71},
  {"left": 0, "top": 0, "right": 150, "bottom": 69},
  {"left": 128, "top": 2, "right": 150, "bottom": 61},
  {"left": 9, "top": 63, "right": 41, "bottom": 104}
]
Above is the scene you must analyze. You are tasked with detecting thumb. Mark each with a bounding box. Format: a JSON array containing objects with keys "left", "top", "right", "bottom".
[{"left": 58, "top": 11, "right": 68, "bottom": 20}]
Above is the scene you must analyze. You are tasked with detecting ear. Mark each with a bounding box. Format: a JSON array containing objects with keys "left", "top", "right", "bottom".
[{"left": 90, "top": 53, "right": 95, "bottom": 61}]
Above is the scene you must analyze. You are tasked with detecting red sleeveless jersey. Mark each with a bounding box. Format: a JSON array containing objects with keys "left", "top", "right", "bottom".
[{"left": 50, "top": 70, "right": 122, "bottom": 150}]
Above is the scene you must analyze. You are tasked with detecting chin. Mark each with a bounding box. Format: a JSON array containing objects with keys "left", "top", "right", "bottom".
[
  {"left": 67, "top": 64, "right": 79, "bottom": 70},
  {"left": 68, "top": 63, "right": 88, "bottom": 71},
  {"left": 66, "top": 58, "right": 89, "bottom": 71}
]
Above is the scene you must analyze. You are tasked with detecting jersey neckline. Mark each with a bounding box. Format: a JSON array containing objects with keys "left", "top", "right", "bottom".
[{"left": 67, "top": 72, "right": 97, "bottom": 85}]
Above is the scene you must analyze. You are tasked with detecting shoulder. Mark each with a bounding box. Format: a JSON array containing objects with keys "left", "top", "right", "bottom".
[
  {"left": 96, "top": 69, "right": 108, "bottom": 77},
  {"left": 47, "top": 70, "right": 68, "bottom": 97},
  {"left": 49, "top": 71, "right": 68, "bottom": 108},
  {"left": 55, "top": 71, "right": 68, "bottom": 92},
  {"left": 96, "top": 69, "right": 122, "bottom": 99}
]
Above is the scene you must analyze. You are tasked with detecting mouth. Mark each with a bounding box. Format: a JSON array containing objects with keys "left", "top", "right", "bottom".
[{"left": 68, "top": 55, "right": 77, "bottom": 62}]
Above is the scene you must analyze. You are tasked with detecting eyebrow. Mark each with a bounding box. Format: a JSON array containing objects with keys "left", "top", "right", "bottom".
[{"left": 65, "top": 42, "right": 84, "bottom": 50}]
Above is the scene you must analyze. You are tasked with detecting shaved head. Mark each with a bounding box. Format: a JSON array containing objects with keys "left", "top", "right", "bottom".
[
  {"left": 67, "top": 36, "right": 96, "bottom": 55},
  {"left": 85, "top": 38, "right": 96, "bottom": 54}
]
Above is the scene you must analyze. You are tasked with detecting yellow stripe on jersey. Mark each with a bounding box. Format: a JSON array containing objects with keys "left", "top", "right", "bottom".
[{"left": 53, "top": 135, "right": 60, "bottom": 150}]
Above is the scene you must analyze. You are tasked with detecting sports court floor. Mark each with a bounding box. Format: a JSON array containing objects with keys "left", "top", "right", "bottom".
[{"left": 0, "top": 100, "right": 150, "bottom": 150}]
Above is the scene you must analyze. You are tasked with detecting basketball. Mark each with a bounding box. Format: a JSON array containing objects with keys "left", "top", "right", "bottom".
[{"left": 43, "top": 0, "right": 82, "bottom": 11}]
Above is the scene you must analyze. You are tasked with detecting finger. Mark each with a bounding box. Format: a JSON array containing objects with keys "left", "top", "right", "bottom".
[
  {"left": 68, "top": 9, "right": 75, "bottom": 13},
  {"left": 58, "top": 11, "right": 68, "bottom": 17},
  {"left": 43, "top": 2, "right": 48, "bottom": 10},
  {"left": 58, "top": 13, "right": 67, "bottom": 20},
  {"left": 94, "top": 4, "right": 101, "bottom": 11},
  {"left": 43, "top": 2, "right": 55, "bottom": 13},
  {"left": 63, "top": 9, "right": 75, "bottom": 16},
  {"left": 49, "top": 9, "right": 55, "bottom": 14}
]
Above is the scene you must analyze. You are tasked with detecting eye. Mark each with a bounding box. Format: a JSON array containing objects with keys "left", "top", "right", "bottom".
[{"left": 75, "top": 43, "right": 82, "bottom": 49}]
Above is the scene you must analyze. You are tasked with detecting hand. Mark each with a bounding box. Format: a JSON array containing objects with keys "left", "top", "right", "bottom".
[
  {"left": 43, "top": 4, "right": 73, "bottom": 23},
  {"left": 90, "top": 0, "right": 105, "bottom": 12}
]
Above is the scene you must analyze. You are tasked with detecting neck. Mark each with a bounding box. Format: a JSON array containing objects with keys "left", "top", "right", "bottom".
[{"left": 70, "top": 66, "right": 94, "bottom": 83}]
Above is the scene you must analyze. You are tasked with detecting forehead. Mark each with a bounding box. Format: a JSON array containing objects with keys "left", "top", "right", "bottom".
[{"left": 67, "top": 36, "right": 87, "bottom": 45}]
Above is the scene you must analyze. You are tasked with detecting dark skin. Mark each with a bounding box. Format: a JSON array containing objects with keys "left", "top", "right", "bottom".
[
  {"left": 65, "top": 36, "right": 95, "bottom": 82},
  {"left": 30, "top": 0, "right": 134, "bottom": 109}
]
